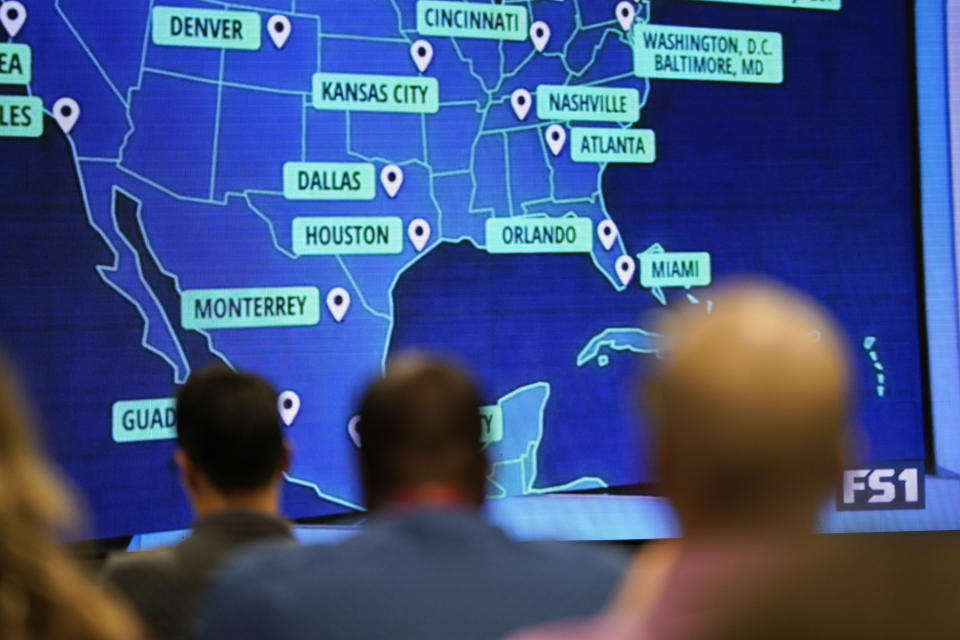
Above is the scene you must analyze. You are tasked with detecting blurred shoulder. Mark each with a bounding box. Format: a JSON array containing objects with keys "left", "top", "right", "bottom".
[
  {"left": 218, "top": 541, "right": 325, "bottom": 583},
  {"left": 103, "top": 547, "right": 178, "bottom": 586},
  {"left": 519, "top": 539, "right": 629, "bottom": 576},
  {"left": 197, "top": 545, "right": 308, "bottom": 640},
  {"left": 505, "top": 612, "right": 643, "bottom": 640}
]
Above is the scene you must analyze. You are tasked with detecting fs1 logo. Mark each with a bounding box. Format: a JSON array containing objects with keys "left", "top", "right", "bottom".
[{"left": 838, "top": 463, "right": 925, "bottom": 511}]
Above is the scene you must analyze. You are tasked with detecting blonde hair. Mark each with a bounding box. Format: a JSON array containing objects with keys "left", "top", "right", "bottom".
[
  {"left": 645, "top": 280, "right": 851, "bottom": 527},
  {"left": 0, "top": 359, "right": 142, "bottom": 640}
]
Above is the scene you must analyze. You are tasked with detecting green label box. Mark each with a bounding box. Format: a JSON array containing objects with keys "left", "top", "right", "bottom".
[
  {"left": 479, "top": 405, "right": 504, "bottom": 444},
  {"left": 536, "top": 85, "right": 640, "bottom": 123},
  {"left": 0, "top": 44, "right": 31, "bottom": 85},
  {"left": 417, "top": 1, "right": 528, "bottom": 41},
  {"left": 687, "top": 0, "right": 840, "bottom": 10},
  {"left": 292, "top": 217, "right": 404, "bottom": 255},
  {"left": 152, "top": 7, "right": 261, "bottom": 50},
  {"left": 633, "top": 24, "right": 783, "bottom": 84},
  {"left": 283, "top": 162, "right": 376, "bottom": 200},
  {"left": 571, "top": 128, "right": 656, "bottom": 163},
  {"left": 0, "top": 96, "right": 42, "bottom": 137},
  {"left": 312, "top": 72, "right": 439, "bottom": 114},
  {"left": 112, "top": 398, "right": 177, "bottom": 443},
  {"left": 640, "top": 252, "right": 712, "bottom": 288},
  {"left": 181, "top": 287, "right": 321, "bottom": 329},
  {"left": 486, "top": 217, "right": 593, "bottom": 254}
]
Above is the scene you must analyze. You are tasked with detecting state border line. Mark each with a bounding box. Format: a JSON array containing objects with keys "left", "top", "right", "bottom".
[
  {"left": 108, "top": 187, "right": 191, "bottom": 382},
  {"left": 54, "top": 0, "right": 646, "bottom": 513},
  {"left": 54, "top": 0, "right": 127, "bottom": 107}
]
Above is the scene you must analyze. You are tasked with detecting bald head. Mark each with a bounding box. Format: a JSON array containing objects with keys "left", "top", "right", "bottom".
[
  {"left": 357, "top": 355, "right": 486, "bottom": 511},
  {"left": 644, "top": 281, "right": 852, "bottom": 535}
]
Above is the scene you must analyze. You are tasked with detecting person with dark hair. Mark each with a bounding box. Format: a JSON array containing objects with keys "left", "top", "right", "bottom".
[
  {"left": 197, "top": 355, "right": 626, "bottom": 640},
  {"left": 357, "top": 356, "right": 488, "bottom": 512},
  {"left": 104, "top": 366, "right": 295, "bottom": 640}
]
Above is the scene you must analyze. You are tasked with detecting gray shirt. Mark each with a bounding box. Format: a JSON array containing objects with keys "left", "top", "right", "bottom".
[{"left": 104, "top": 510, "right": 295, "bottom": 640}]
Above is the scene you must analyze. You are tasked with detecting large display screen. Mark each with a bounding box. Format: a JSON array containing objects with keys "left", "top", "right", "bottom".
[{"left": 0, "top": 0, "right": 957, "bottom": 541}]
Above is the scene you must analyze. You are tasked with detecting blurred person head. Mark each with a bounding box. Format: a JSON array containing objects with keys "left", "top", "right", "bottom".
[
  {"left": 357, "top": 355, "right": 486, "bottom": 511},
  {"left": 0, "top": 355, "right": 141, "bottom": 640},
  {"left": 175, "top": 366, "right": 290, "bottom": 518},
  {"left": 643, "top": 280, "right": 853, "bottom": 538}
]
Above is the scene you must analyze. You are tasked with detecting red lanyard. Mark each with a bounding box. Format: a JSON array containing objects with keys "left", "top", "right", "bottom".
[{"left": 386, "top": 484, "right": 475, "bottom": 510}]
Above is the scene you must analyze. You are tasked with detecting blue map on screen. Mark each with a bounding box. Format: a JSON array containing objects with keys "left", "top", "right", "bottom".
[{"left": 0, "top": 0, "right": 928, "bottom": 539}]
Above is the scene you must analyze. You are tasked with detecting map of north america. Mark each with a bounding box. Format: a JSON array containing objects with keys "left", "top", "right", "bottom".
[
  {"left": 18, "top": 0, "right": 663, "bottom": 515},
  {"left": 4, "top": 0, "right": 929, "bottom": 538}
]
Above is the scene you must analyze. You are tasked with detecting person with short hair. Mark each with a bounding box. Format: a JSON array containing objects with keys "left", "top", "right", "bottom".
[
  {"left": 198, "top": 356, "right": 626, "bottom": 640},
  {"left": 104, "top": 366, "right": 295, "bottom": 640},
  {"left": 507, "top": 280, "right": 855, "bottom": 640},
  {"left": 0, "top": 354, "right": 143, "bottom": 640}
]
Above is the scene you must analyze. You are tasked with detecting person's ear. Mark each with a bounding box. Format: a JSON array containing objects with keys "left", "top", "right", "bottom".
[
  {"left": 469, "top": 449, "right": 489, "bottom": 505},
  {"left": 836, "top": 425, "right": 858, "bottom": 472},
  {"left": 822, "top": 425, "right": 857, "bottom": 497},
  {"left": 174, "top": 448, "right": 201, "bottom": 493}
]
